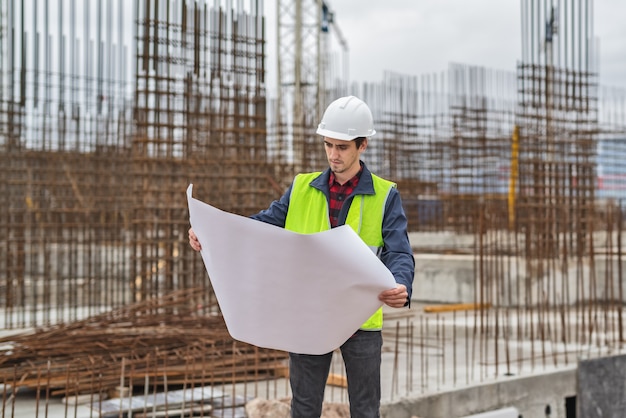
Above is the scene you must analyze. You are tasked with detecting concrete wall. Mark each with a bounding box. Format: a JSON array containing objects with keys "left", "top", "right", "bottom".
[
  {"left": 412, "top": 250, "right": 626, "bottom": 306},
  {"left": 578, "top": 354, "right": 626, "bottom": 417},
  {"left": 380, "top": 367, "right": 577, "bottom": 418},
  {"left": 413, "top": 254, "right": 476, "bottom": 303}
]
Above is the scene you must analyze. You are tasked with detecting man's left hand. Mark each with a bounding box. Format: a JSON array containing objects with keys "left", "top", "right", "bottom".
[{"left": 379, "top": 284, "right": 408, "bottom": 308}]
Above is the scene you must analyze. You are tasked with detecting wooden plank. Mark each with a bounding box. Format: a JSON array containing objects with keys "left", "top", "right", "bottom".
[
  {"left": 271, "top": 366, "right": 347, "bottom": 388},
  {"left": 423, "top": 303, "right": 492, "bottom": 313},
  {"left": 326, "top": 373, "right": 347, "bottom": 388}
]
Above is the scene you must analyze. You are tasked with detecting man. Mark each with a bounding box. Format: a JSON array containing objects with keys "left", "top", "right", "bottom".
[{"left": 189, "top": 95, "right": 415, "bottom": 418}]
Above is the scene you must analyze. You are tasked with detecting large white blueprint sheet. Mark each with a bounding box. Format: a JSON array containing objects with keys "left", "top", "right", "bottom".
[{"left": 186, "top": 184, "right": 396, "bottom": 355}]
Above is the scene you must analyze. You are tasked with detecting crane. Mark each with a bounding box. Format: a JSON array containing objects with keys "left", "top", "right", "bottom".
[{"left": 274, "top": 0, "right": 348, "bottom": 171}]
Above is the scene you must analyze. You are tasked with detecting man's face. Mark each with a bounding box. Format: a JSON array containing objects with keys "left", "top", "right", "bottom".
[{"left": 323, "top": 137, "right": 366, "bottom": 175}]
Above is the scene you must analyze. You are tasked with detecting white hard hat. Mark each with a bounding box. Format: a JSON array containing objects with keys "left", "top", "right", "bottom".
[{"left": 316, "top": 96, "right": 376, "bottom": 141}]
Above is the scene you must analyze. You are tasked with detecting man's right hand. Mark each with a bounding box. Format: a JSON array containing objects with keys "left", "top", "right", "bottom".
[{"left": 188, "top": 227, "right": 202, "bottom": 251}]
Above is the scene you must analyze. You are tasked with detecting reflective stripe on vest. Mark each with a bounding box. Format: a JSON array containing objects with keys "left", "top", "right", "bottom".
[{"left": 284, "top": 171, "right": 396, "bottom": 330}]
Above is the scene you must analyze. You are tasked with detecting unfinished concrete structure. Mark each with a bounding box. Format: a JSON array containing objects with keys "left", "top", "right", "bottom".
[{"left": 1, "top": 0, "right": 626, "bottom": 417}]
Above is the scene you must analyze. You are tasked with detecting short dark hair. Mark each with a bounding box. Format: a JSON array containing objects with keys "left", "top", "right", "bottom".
[{"left": 354, "top": 137, "right": 366, "bottom": 149}]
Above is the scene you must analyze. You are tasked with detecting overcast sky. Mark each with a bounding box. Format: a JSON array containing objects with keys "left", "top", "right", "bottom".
[{"left": 264, "top": 0, "right": 626, "bottom": 92}]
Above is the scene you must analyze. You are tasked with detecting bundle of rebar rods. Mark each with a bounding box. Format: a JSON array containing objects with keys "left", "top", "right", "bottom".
[{"left": 0, "top": 288, "right": 288, "bottom": 397}]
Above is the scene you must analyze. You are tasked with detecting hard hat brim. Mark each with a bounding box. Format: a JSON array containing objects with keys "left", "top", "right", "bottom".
[{"left": 316, "top": 126, "right": 376, "bottom": 141}]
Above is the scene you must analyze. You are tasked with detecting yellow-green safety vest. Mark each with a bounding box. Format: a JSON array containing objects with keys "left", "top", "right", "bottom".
[{"left": 284, "top": 172, "right": 396, "bottom": 330}]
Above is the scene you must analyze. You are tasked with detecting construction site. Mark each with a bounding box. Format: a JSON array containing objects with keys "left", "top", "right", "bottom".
[{"left": 1, "top": 0, "right": 626, "bottom": 417}]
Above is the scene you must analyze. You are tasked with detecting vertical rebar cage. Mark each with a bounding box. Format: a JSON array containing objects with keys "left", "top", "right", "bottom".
[{"left": 0, "top": 0, "right": 271, "bottom": 328}]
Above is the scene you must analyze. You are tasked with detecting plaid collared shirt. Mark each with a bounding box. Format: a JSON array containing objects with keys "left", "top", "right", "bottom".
[{"left": 328, "top": 166, "right": 363, "bottom": 228}]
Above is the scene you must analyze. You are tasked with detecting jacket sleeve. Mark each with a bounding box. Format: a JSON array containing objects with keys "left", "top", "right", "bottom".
[
  {"left": 249, "top": 184, "right": 293, "bottom": 227},
  {"left": 381, "top": 187, "right": 415, "bottom": 304}
]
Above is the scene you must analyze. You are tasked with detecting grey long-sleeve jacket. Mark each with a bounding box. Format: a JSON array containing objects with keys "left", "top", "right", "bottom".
[{"left": 251, "top": 162, "right": 415, "bottom": 302}]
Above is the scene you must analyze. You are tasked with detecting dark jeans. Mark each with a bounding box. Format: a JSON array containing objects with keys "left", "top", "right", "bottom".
[{"left": 289, "top": 330, "right": 382, "bottom": 418}]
